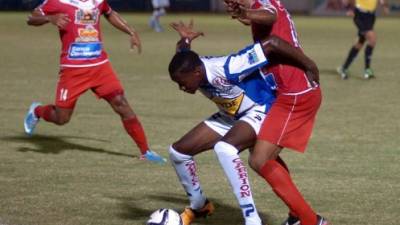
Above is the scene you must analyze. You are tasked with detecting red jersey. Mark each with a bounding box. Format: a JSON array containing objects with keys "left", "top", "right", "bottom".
[
  {"left": 251, "top": 0, "right": 311, "bottom": 94},
  {"left": 38, "top": 0, "right": 111, "bottom": 68}
]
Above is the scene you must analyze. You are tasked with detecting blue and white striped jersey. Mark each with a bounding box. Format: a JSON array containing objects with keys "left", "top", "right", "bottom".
[{"left": 199, "top": 43, "right": 276, "bottom": 116}]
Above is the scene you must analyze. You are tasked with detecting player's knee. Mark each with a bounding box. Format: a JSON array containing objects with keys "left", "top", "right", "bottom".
[
  {"left": 214, "top": 141, "right": 238, "bottom": 156},
  {"left": 367, "top": 38, "right": 376, "bottom": 47},
  {"left": 169, "top": 145, "right": 192, "bottom": 163},
  {"left": 55, "top": 115, "right": 71, "bottom": 125},
  {"left": 111, "top": 95, "right": 128, "bottom": 109},
  {"left": 357, "top": 36, "right": 366, "bottom": 45},
  {"left": 248, "top": 154, "right": 263, "bottom": 173},
  {"left": 111, "top": 96, "right": 134, "bottom": 117}
]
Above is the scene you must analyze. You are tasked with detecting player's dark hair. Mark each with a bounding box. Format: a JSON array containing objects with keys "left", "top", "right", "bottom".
[{"left": 168, "top": 50, "right": 202, "bottom": 79}]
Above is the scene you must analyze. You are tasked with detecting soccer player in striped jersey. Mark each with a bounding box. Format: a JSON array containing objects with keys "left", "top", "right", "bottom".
[
  {"left": 168, "top": 20, "right": 319, "bottom": 225},
  {"left": 338, "top": 0, "right": 389, "bottom": 79},
  {"left": 225, "top": 0, "right": 328, "bottom": 225},
  {"left": 24, "top": 0, "right": 166, "bottom": 163}
]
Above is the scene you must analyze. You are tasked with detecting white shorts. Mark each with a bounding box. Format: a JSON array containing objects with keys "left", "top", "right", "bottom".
[
  {"left": 204, "top": 105, "right": 267, "bottom": 136},
  {"left": 152, "top": 0, "right": 170, "bottom": 8}
]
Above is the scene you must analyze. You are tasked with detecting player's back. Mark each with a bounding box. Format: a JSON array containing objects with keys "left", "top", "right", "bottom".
[
  {"left": 251, "top": 0, "right": 311, "bottom": 94},
  {"left": 251, "top": 0, "right": 299, "bottom": 47},
  {"left": 356, "top": 0, "right": 379, "bottom": 12}
]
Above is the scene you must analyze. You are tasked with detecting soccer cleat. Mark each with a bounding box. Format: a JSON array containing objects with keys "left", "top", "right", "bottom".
[
  {"left": 316, "top": 215, "right": 329, "bottom": 225},
  {"left": 364, "top": 68, "right": 375, "bottom": 79},
  {"left": 281, "top": 214, "right": 300, "bottom": 225},
  {"left": 337, "top": 66, "right": 349, "bottom": 80},
  {"left": 24, "top": 102, "right": 41, "bottom": 136},
  {"left": 180, "top": 199, "right": 215, "bottom": 225},
  {"left": 140, "top": 150, "right": 167, "bottom": 164}
]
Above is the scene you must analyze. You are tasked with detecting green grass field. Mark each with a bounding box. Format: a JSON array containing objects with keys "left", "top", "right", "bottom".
[{"left": 0, "top": 12, "right": 399, "bottom": 225}]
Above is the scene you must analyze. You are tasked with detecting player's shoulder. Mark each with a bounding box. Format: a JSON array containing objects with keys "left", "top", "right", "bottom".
[
  {"left": 252, "top": 0, "right": 277, "bottom": 14},
  {"left": 53, "top": 0, "right": 107, "bottom": 9}
]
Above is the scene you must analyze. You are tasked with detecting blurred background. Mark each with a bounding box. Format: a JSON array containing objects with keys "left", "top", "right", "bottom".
[{"left": 1, "top": 0, "right": 400, "bottom": 15}]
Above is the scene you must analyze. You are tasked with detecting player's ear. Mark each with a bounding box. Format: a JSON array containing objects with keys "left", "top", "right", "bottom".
[{"left": 193, "top": 66, "right": 203, "bottom": 78}]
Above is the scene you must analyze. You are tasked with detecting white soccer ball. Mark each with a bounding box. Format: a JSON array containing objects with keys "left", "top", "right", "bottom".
[{"left": 146, "top": 208, "right": 183, "bottom": 225}]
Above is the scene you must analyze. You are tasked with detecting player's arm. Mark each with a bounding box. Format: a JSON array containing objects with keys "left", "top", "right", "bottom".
[
  {"left": 27, "top": 8, "right": 70, "bottom": 28},
  {"left": 343, "top": 0, "right": 356, "bottom": 16},
  {"left": 379, "top": 0, "right": 390, "bottom": 14},
  {"left": 104, "top": 10, "right": 141, "bottom": 53},
  {"left": 170, "top": 20, "right": 204, "bottom": 52},
  {"left": 262, "top": 35, "right": 319, "bottom": 85},
  {"left": 225, "top": 0, "right": 276, "bottom": 26}
]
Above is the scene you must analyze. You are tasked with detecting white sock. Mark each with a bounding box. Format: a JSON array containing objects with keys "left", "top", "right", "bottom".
[
  {"left": 169, "top": 145, "right": 207, "bottom": 210},
  {"left": 214, "top": 141, "right": 262, "bottom": 225}
]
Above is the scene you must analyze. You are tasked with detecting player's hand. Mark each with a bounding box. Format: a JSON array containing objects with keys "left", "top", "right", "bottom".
[
  {"left": 346, "top": 9, "right": 354, "bottom": 17},
  {"left": 129, "top": 31, "right": 142, "bottom": 54},
  {"left": 224, "top": 0, "right": 241, "bottom": 18},
  {"left": 383, "top": 5, "right": 390, "bottom": 15},
  {"left": 305, "top": 63, "right": 320, "bottom": 88},
  {"left": 170, "top": 19, "right": 204, "bottom": 42},
  {"left": 224, "top": 0, "right": 249, "bottom": 19},
  {"left": 48, "top": 13, "right": 70, "bottom": 29}
]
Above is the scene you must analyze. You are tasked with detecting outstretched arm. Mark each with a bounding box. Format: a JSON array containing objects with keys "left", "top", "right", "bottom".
[
  {"left": 27, "top": 8, "right": 70, "bottom": 28},
  {"left": 170, "top": 20, "right": 204, "bottom": 52},
  {"left": 262, "top": 36, "right": 319, "bottom": 85},
  {"left": 105, "top": 11, "right": 141, "bottom": 53}
]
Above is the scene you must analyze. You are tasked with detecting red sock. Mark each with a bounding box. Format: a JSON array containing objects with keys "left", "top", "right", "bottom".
[
  {"left": 122, "top": 117, "right": 149, "bottom": 155},
  {"left": 34, "top": 105, "right": 56, "bottom": 122},
  {"left": 260, "top": 160, "right": 317, "bottom": 225},
  {"left": 276, "top": 156, "right": 298, "bottom": 218}
]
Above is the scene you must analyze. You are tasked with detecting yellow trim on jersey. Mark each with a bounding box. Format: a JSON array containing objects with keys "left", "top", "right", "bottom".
[
  {"left": 211, "top": 94, "right": 244, "bottom": 116},
  {"left": 356, "top": 0, "right": 378, "bottom": 12}
]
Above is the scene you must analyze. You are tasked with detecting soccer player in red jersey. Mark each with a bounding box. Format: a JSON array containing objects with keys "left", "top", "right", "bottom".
[
  {"left": 168, "top": 20, "right": 320, "bottom": 225},
  {"left": 226, "top": 0, "right": 328, "bottom": 225},
  {"left": 24, "top": 0, "right": 166, "bottom": 163}
]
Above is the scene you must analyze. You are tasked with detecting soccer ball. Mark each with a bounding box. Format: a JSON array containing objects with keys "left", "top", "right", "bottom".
[{"left": 146, "top": 208, "right": 183, "bottom": 225}]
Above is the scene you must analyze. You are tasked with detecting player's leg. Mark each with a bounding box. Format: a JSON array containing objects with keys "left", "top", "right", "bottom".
[
  {"left": 250, "top": 91, "right": 326, "bottom": 225},
  {"left": 170, "top": 121, "right": 221, "bottom": 225},
  {"left": 105, "top": 93, "right": 146, "bottom": 150},
  {"left": 150, "top": 0, "right": 166, "bottom": 32},
  {"left": 35, "top": 105, "right": 74, "bottom": 125},
  {"left": 92, "top": 62, "right": 164, "bottom": 163},
  {"left": 363, "top": 14, "right": 377, "bottom": 79},
  {"left": 24, "top": 67, "right": 85, "bottom": 135},
  {"left": 249, "top": 141, "right": 321, "bottom": 225},
  {"left": 105, "top": 93, "right": 166, "bottom": 162},
  {"left": 213, "top": 110, "right": 264, "bottom": 225},
  {"left": 338, "top": 8, "right": 366, "bottom": 79},
  {"left": 25, "top": 103, "right": 75, "bottom": 135}
]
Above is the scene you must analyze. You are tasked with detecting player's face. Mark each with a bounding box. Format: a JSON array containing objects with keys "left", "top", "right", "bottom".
[{"left": 172, "top": 70, "right": 203, "bottom": 94}]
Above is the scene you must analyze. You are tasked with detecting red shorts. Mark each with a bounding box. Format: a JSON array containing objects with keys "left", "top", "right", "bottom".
[
  {"left": 55, "top": 62, "right": 124, "bottom": 109},
  {"left": 258, "top": 88, "right": 322, "bottom": 152}
]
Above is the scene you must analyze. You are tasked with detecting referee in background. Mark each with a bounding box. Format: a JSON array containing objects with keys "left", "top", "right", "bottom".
[{"left": 338, "top": 0, "right": 389, "bottom": 79}]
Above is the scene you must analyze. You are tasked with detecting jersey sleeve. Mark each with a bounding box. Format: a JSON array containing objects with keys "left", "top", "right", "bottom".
[
  {"left": 100, "top": 0, "right": 113, "bottom": 15},
  {"left": 224, "top": 42, "right": 269, "bottom": 84},
  {"left": 37, "top": 0, "right": 59, "bottom": 15}
]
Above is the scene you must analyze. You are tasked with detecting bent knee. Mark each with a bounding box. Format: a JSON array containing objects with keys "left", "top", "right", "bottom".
[
  {"left": 54, "top": 116, "right": 70, "bottom": 125},
  {"left": 169, "top": 145, "right": 192, "bottom": 162},
  {"left": 248, "top": 155, "right": 264, "bottom": 173}
]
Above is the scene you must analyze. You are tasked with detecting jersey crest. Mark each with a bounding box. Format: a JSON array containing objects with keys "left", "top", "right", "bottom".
[{"left": 74, "top": 8, "right": 99, "bottom": 25}]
